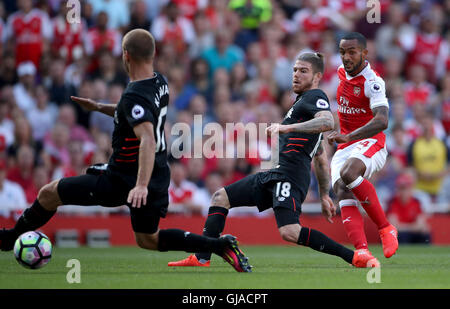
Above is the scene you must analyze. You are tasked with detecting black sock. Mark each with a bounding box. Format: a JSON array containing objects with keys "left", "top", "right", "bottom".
[
  {"left": 157, "top": 229, "right": 225, "bottom": 255},
  {"left": 195, "top": 206, "right": 228, "bottom": 261},
  {"left": 13, "top": 199, "right": 56, "bottom": 237},
  {"left": 297, "top": 227, "right": 354, "bottom": 264}
]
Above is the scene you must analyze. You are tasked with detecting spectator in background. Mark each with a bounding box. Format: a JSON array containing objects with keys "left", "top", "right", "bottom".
[
  {"left": 189, "top": 10, "right": 215, "bottom": 58},
  {"left": 168, "top": 161, "right": 203, "bottom": 215},
  {"left": 127, "top": 0, "right": 152, "bottom": 32},
  {"left": 201, "top": 29, "right": 245, "bottom": 77},
  {"left": 46, "top": 58, "right": 76, "bottom": 106},
  {"left": 0, "top": 159, "right": 27, "bottom": 219},
  {"left": 7, "top": 116, "right": 42, "bottom": 166},
  {"left": 51, "top": 4, "right": 85, "bottom": 65},
  {"left": 435, "top": 73, "right": 450, "bottom": 134},
  {"left": 229, "top": 0, "right": 273, "bottom": 50},
  {"left": 387, "top": 173, "right": 431, "bottom": 244},
  {"left": 6, "top": 144, "right": 36, "bottom": 203},
  {"left": 88, "top": 0, "right": 130, "bottom": 31},
  {"left": 27, "top": 85, "right": 58, "bottom": 142},
  {"left": 13, "top": 61, "right": 37, "bottom": 112},
  {"left": 84, "top": 11, "right": 122, "bottom": 73},
  {"left": 407, "top": 112, "right": 449, "bottom": 201},
  {"left": 192, "top": 171, "right": 225, "bottom": 215},
  {"left": 0, "top": 99, "right": 14, "bottom": 149},
  {"left": 90, "top": 51, "right": 128, "bottom": 87},
  {"left": 151, "top": 1, "right": 195, "bottom": 56},
  {"left": 52, "top": 139, "right": 86, "bottom": 180},
  {"left": 375, "top": 2, "right": 416, "bottom": 63},
  {"left": 403, "top": 14, "right": 449, "bottom": 84},
  {"left": 57, "top": 104, "right": 93, "bottom": 145},
  {"left": 403, "top": 64, "right": 436, "bottom": 108},
  {"left": 0, "top": 52, "right": 18, "bottom": 88},
  {"left": 4, "top": 0, "right": 52, "bottom": 68},
  {"left": 43, "top": 122, "right": 71, "bottom": 167},
  {"left": 89, "top": 83, "right": 121, "bottom": 137},
  {"left": 290, "top": 0, "right": 352, "bottom": 51}
]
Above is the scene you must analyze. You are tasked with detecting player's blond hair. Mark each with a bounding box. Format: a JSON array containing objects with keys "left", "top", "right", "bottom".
[{"left": 122, "top": 29, "right": 155, "bottom": 62}]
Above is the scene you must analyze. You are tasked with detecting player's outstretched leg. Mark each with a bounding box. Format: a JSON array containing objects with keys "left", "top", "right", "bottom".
[
  {"left": 340, "top": 159, "right": 398, "bottom": 258},
  {"left": 279, "top": 223, "right": 379, "bottom": 268},
  {"left": 155, "top": 229, "right": 251, "bottom": 272},
  {"left": 168, "top": 189, "right": 230, "bottom": 267},
  {"left": 0, "top": 181, "right": 59, "bottom": 251}
]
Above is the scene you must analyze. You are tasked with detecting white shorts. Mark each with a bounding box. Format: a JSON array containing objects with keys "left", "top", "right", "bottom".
[{"left": 330, "top": 138, "right": 388, "bottom": 188}]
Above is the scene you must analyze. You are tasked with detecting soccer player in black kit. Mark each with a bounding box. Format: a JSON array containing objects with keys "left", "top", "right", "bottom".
[
  {"left": 169, "top": 52, "right": 378, "bottom": 268},
  {"left": 0, "top": 29, "right": 251, "bottom": 273}
]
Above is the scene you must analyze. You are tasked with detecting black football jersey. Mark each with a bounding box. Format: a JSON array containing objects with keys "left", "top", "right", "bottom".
[
  {"left": 273, "top": 88, "right": 331, "bottom": 194},
  {"left": 108, "top": 72, "right": 169, "bottom": 187}
]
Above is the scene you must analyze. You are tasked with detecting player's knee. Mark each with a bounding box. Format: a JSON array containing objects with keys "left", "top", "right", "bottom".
[
  {"left": 211, "top": 188, "right": 230, "bottom": 209},
  {"left": 279, "top": 225, "right": 301, "bottom": 243},
  {"left": 37, "top": 180, "right": 61, "bottom": 210},
  {"left": 135, "top": 232, "right": 158, "bottom": 250},
  {"left": 339, "top": 164, "right": 359, "bottom": 185}
]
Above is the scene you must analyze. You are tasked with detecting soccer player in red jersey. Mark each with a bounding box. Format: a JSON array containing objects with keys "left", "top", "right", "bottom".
[{"left": 327, "top": 32, "right": 398, "bottom": 260}]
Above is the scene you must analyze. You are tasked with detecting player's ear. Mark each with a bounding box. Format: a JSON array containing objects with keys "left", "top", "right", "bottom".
[{"left": 313, "top": 71, "right": 323, "bottom": 84}]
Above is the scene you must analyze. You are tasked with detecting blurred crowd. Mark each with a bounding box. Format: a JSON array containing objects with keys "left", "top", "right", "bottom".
[{"left": 0, "top": 0, "right": 449, "bottom": 226}]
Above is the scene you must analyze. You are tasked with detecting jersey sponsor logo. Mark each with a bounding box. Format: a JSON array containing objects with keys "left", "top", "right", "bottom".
[
  {"left": 131, "top": 104, "right": 145, "bottom": 119},
  {"left": 353, "top": 86, "right": 361, "bottom": 96},
  {"left": 338, "top": 96, "right": 367, "bottom": 114},
  {"left": 316, "top": 99, "right": 329, "bottom": 109}
]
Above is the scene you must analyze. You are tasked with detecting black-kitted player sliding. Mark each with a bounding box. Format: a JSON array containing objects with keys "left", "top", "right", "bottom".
[
  {"left": 0, "top": 29, "right": 251, "bottom": 273},
  {"left": 169, "top": 52, "right": 379, "bottom": 268}
]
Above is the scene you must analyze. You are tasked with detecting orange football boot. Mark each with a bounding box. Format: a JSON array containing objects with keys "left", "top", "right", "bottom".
[
  {"left": 352, "top": 249, "right": 381, "bottom": 268},
  {"left": 168, "top": 254, "right": 210, "bottom": 267},
  {"left": 379, "top": 224, "right": 399, "bottom": 258}
]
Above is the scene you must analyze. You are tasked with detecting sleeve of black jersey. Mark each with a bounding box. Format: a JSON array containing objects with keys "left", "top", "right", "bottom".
[
  {"left": 122, "top": 92, "right": 156, "bottom": 127},
  {"left": 303, "top": 91, "right": 331, "bottom": 118}
]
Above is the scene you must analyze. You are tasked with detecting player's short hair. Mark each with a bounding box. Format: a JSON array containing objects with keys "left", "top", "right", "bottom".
[
  {"left": 122, "top": 29, "right": 155, "bottom": 62},
  {"left": 296, "top": 52, "right": 324, "bottom": 74},
  {"left": 341, "top": 32, "right": 367, "bottom": 49}
]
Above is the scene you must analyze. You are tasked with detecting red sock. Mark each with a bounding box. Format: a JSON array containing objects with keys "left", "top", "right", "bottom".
[
  {"left": 339, "top": 200, "right": 368, "bottom": 250},
  {"left": 347, "top": 177, "right": 390, "bottom": 229}
]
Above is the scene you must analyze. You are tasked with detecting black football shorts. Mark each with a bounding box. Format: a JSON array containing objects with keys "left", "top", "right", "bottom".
[
  {"left": 57, "top": 168, "right": 168, "bottom": 234},
  {"left": 224, "top": 171, "right": 306, "bottom": 228}
]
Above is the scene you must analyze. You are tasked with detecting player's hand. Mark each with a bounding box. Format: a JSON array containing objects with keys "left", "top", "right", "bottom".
[
  {"left": 71, "top": 96, "right": 98, "bottom": 112},
  {"left": 127, "top": 185, "right": 148, "bottom": 208},
  {"left": 266, "top": 124, "right": 291, "bottom": 137},
  {"left": 320, "top": 195, "right": 336, "bottom": 223},
  {"left": 327, "top": 131, "right": 350, "bottom": 145}
]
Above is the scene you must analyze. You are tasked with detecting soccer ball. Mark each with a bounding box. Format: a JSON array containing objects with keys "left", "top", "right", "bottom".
[{"left": 14, "top": 231, "right": 52, "bottom": 269}]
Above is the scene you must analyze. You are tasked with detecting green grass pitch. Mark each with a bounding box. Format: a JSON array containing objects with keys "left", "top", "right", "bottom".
[{"left": 0, "top": 245, "right": 449, "bottom": 289}]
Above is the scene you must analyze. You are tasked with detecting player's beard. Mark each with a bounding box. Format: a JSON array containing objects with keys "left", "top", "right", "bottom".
[
  {"left": 293, "top": 76, "right": 314, "bottom": 94},
  {"left": 345, "top": 55, "right": 363, "bottom": 76}
]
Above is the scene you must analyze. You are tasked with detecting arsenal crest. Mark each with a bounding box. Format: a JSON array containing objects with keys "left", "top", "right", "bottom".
[{"left": 353, "top": 86, "right": 361, "bottom": 96}]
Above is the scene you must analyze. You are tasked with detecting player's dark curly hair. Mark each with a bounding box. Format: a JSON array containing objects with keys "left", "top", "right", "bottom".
[
  {"left": 341, "top": 32, "right": 367, "bottom": 49},
  {"left": 296, "top": 52, "right": 324, "bottom": 74}
]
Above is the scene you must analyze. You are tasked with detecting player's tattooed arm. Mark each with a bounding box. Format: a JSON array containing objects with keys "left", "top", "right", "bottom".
[
  {"left": 327, "top": 106, "right": 388, "bottom": 144},
  {"left": 71, "top": 96, "right": 116, "bottom": 117},
  {"left": 313, "top": 142, "right": 336, "bottom": 223},
  {"left": 266, "top": 111, "right": 334, "bottom": 136},
  {"left": 288, "top": 111, "right": 335, "bottom": 134}
]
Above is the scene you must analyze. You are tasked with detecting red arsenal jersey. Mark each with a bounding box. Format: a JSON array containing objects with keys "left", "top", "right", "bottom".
[
  {"left": 336, "top": 62, "right": 389, "bottom": 150},
  {"left": 5, "top": 9, "right": 52, "bottom": 68}
]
